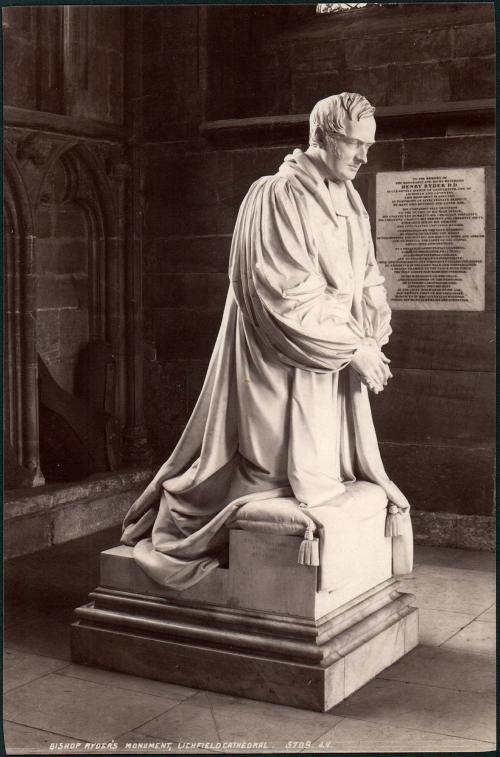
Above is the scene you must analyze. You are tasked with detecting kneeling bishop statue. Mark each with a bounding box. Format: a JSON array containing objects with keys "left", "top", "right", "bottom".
[{"left": 122, "top": 92, "right": 412, "bottom": 590}]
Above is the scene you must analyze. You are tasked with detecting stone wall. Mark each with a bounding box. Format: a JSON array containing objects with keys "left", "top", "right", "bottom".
[
  {"left": 35, "top": 161, "right": 90, "bottom": 394},
  {"left": 138, "top": 3, "right": 495, "bottom": 537},
  {"left": 360, "top": 136, "right": 495, "bottom": 520},
  {"left": 196, "top": 3, "right": 495, "bottom": 120},
  {"left": 5, "top": 4, "right": 492, "bottom": 540},
  {"left": 3, "top": 6, "right": 124, "bottom": 123},
  {"left": 138, "top": 7, "right": 213, "bottom": 455}
]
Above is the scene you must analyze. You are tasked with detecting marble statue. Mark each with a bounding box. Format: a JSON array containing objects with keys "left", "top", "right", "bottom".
[{"left": 121, "top": 92, "right": 413, "bottom": 590}]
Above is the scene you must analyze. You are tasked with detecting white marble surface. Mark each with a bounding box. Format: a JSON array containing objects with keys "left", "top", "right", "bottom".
[
  {"left": 334, "top": 678, "right": 496, "bottom": 742},
  {"left": 443, "top": 619, "right": 495, "bottom": 656},
  {"left": 343, "top": 615, "right": 407, "bottom": 698},
  {"left": 132, "top": 695, "right": 221, "bottom": 743},
  {"left": 228, "top": 530, "right": 317, "bottom": 617},
  {"left": 3, "top": 650, "right": 67, "bottom": 692},
  {"left": 417, "top": 607, "right": 477, "bottom": 645},
  {"left": 136, "top": 690, "right": 342, "bottom": 750},
  {"left": 310, "top": 716, "right": 494, "bottom": 753},
  {"left": 478, "top": 603, "right": 496, "bottom": 621},
  {"left": 102, "top": 501, "right": 393, "bottom": 620},
  {"left": 398, "top": 565, "right": 495, "bottom": 614},
  {"left": 4, "top": 531, "right": 496, "bottom": 755},
  {"left": 378, "top": 645, "right": 495, "bottom": 697},
  {"left": 228, "top": 518, "right": 392, "bottom": 619},
  {"left": 57, "top": 663, "right": 198, "bottom": 701},
  {"left": 100, "top": 545, "right": 229, "bottom": 606},
  {"left": 3, "top": 722, "right": 89, "bottom": 755},
  {"left": 3, "top": 673, "right": 177, "bottom": 742}
]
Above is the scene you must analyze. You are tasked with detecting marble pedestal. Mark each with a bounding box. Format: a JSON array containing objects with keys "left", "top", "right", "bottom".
[{"left": 71, "top": 528, "right": 418, "bottom": 712}]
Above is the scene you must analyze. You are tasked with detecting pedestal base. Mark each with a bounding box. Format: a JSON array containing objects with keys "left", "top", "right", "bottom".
[{"left": 71, "top": 576, "right": 418, "bottom": 712}]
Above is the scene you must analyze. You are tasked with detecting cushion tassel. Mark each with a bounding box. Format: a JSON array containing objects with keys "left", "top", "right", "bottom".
[
  {"left": 385, "top": 504, "right": 402, "bottom": 537},
  {"left": 298, "top": 523, "right": 320, "bottom": 567}
]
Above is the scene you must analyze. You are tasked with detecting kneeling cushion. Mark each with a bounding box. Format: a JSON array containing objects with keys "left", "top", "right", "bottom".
[{"left": 228, "top": 481, "right": 412, "bottom": 590}]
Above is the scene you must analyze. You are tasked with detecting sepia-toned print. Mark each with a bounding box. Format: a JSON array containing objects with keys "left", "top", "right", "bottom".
[{"left": 3, "top": 3, "right": 495, "bottom": 755}]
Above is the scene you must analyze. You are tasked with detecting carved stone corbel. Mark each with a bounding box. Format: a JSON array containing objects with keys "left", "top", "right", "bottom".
[
  {"left": 16, "top": 132, "right": 53, "bottom": 165},
  {"left": 107, "top": 157, "right": 131, "bottom": 184}
]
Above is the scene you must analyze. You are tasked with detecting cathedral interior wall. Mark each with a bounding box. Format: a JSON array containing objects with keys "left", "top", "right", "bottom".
[{"left": 3, "top": 3, "right": 495, "bottom": 552}]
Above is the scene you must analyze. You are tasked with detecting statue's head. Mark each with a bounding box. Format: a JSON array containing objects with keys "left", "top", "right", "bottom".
[{"left": 308, "top": 92, "right": 376, "bottom": 182}]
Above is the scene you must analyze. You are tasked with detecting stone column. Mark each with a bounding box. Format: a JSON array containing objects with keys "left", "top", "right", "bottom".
[
  {"left": 4, "top": 146, "right": 45, "bottom": 486},
  {"left": 21, "top": 232, "right": 45, "bottom": 485},
  {"left": 121, "top": 8, "right": 152, "bottom": 466}
]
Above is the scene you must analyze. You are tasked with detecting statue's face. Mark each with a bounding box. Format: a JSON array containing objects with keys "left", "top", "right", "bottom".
[{"left": 323, "top": 115, "right": 376, "bottom": 182}]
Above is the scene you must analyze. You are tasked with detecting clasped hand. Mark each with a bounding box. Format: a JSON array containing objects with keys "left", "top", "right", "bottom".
[{"left": 350, "top": 339, "right": 392, "bottom": 394}]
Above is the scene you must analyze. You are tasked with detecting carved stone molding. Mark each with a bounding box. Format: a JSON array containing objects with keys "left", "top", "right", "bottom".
[
  {"left": 16, "top": 132, "right": 53, "bottom": 165},
  {"left": 122, "top": 425, "right": 153, "bottom": 466},
  {"left": 200, "top": 98, "right": 496, "bottom": 148},
  {"left": 4, "top": 106, "right": 129, "bottom": 141}
]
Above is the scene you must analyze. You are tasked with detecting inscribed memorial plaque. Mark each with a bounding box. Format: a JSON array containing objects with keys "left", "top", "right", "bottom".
[{"left": 375, "top": 168, "right": 485, "bottom": 310}]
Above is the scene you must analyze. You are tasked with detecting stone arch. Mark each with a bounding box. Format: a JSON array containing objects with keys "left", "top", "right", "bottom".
[
  {"left": 4, "top": 134, "right": 131, "bottom": 486},
  {"left": 68, "top": 142, "right": 124, "bottom": 363},
  {"left": 33, "top": 140, "right": 127, "bottom": 433},
  {"left": 69, "top": 142, "right": 127, "bottom": 430}
]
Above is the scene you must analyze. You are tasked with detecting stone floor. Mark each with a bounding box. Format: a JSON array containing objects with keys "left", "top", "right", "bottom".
[{"left": 3, "top": 527, "right": 496, "bottom": 754}]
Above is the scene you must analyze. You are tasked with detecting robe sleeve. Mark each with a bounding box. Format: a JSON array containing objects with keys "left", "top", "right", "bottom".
[
  {"left": 230, "top": 176, "right": 364, "bottom": 373},
  {"left": 361, "top": 228, "right": 392, "bottom": 348}
]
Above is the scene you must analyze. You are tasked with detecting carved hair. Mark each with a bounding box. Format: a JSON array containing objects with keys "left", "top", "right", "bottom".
[{"left": 309, "top": 92, "right": 375, "bottom": 146}]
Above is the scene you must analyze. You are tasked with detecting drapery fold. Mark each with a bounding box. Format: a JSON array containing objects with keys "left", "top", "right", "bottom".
[{"left": 122, "top": 149, "right": 412, "bottom": 590}]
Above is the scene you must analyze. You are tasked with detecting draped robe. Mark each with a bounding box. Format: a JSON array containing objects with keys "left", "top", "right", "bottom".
[{"left": 122, "top": 149, "right": 412, "bottom": 590}]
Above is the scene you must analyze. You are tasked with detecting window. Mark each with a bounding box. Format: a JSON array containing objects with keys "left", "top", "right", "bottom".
[{"left": 316, "top": 3, "right": 382, "bottom": 14}]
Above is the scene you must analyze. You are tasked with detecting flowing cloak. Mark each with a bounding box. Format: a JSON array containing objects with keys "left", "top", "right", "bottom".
[{"left": 122, "top": 148, "right": 412, "bottom": 590}]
